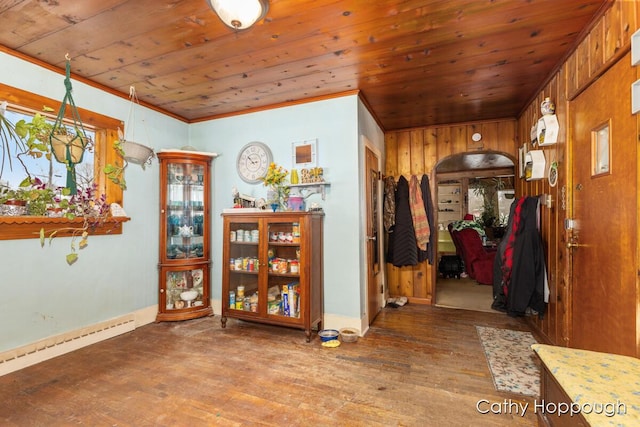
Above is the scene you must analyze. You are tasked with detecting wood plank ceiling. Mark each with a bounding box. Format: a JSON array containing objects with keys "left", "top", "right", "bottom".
[{"left": 0, "top": 0, "right": 608, "bottom": 131}]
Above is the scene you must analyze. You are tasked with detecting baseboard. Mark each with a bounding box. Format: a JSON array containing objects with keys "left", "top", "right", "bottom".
[
  {"left": 323, "top": 312, "right": 369, "bottom": 336},
  {"left": 0, "top": 304, "right": 158, "bottom": 377},
  {"left": 0, "top": 302, "right": 366, "bottom": 376}
]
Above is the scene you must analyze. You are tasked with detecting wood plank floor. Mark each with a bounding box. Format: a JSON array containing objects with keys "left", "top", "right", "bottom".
[{"left": 0, "top": 305, "right": 539, "bottom": 426}]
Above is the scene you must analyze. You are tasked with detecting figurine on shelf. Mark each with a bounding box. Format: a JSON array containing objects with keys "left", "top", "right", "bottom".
[
  {"left": 300, "top": 167, "right": 325, "bottom": 184},
  {"left": 541, "top": 97, "right": 555, "bottom": 115}
]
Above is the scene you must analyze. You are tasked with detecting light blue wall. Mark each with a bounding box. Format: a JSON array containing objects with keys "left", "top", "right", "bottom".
[
  {"left": 189, "top": 96, "right": 368, "bottom": 319},
  {"left": 0, "top": 51, "right": 384, "bottom": 353},
  {"left": 0, "top": 53, "right": 187, "bottom": 352}
]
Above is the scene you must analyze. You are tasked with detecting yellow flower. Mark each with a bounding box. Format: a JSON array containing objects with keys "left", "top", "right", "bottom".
[{"left": 263, "top": 162, "right": 289, "bottom": 187}]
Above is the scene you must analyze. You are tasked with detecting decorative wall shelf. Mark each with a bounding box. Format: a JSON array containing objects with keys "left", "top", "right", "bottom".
[
  {"left": 535, "top": 114, "right": 559, "bottom": 146},
  {"left": 288, "top": 182, "right": 330, "bottom": 200},
  {"left": 525, "top": 150, "right": 546, "bottom": 181}
]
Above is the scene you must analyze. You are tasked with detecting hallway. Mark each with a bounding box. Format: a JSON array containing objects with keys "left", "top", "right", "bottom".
[{"left": 436, "top": 277, "right": 495, "bottom": 313}]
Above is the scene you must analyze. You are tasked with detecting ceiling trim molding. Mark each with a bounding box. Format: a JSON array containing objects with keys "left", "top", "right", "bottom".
[{"left": 190, "top": 89, "right": 361, "bottom": 123}]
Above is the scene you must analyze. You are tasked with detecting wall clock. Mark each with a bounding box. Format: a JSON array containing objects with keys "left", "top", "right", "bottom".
[{"left": 236, "top": 141, "right": 273, "bottom": 184}]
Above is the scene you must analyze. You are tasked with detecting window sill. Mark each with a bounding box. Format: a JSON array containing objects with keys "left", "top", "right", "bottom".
[{"left": 0, "top": 216, "right": 131, "bottom": 240}]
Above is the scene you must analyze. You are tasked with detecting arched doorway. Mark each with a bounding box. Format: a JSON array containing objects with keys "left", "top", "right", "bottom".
[{"left": 434, "top": 151, "right": 515, "bottom": 312}]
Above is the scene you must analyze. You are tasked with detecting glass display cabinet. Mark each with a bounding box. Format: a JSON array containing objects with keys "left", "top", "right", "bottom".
[
  {"left": 221, "top": 211, "right": 324, "bottom": 341},
  {"left": 157, "top": 150, "right": 217, "bottom": 322}
]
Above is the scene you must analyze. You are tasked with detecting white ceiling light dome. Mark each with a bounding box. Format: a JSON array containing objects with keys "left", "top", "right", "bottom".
[{"left": 207, "top": 0, "right": 269, "bottom": 30}]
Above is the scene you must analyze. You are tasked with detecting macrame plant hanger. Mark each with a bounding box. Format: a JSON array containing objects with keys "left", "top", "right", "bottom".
[{"left": 50, "top": 54, "right": 89, "bottom": 194}]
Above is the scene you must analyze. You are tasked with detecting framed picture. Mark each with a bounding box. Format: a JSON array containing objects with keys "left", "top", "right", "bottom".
[
  {"left": 292, "top": 139, "right": 317, "bottom": 168},
  {"left": 518, "top": 145, "right": 527, "bottom": 178}
]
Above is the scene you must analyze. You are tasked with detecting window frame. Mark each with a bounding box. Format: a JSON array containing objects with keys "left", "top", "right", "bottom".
[{"left": 0, "top": 83, "right": 128, "bottom": 240}]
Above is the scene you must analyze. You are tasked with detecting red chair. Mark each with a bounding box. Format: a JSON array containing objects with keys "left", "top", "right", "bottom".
[{"left": 450, "top": 227, "right": 496, "bottom": 285}]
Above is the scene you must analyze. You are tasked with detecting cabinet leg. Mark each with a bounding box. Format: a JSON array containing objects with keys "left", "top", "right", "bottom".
[
  {"left": 221, "top": 316, "right": 227, "bottom": 328},
  {"left": 305, "top": 329, "right": 311, "bottom": 343}
]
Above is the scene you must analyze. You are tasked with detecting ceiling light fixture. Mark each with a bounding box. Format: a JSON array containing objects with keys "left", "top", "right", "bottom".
[{"left": 207, "top": 0, "right": 269, "bottom": 31}]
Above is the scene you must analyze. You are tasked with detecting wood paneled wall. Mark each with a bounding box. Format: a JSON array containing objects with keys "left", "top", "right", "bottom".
[
  {"left": 519, "top": 0, "right": 638, "bottom": 346},
  {"left": 383, "top": 0, "right": 639, "bottom": 348},
  {"left": 384, "top": 120, "right": 517, "bottom": 304}
]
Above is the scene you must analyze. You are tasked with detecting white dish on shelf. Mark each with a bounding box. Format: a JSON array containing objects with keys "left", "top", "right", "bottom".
[{"left": 180, "top": 290, "right": 198, "bottom": 301}]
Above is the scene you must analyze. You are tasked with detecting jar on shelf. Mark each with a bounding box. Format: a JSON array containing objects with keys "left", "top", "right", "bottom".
[{"left": 290, "top": 259, "right": 299, "bottom": 274}]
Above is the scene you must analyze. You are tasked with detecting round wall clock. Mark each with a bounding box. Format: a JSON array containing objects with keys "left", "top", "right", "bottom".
[
  {"left": 471, "top": 132, "right": 482, "bottom": 142},
  {"left": 236, "top": 141, "right": 273, "bottom": 184}
]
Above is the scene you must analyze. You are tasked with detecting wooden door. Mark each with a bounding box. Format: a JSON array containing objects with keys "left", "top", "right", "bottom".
[
  {"left": 365, "top": 146, "right": 383, "bottom": 324},
  {"left": 569, "top": 53, "right": 638, "bottom": 356}
]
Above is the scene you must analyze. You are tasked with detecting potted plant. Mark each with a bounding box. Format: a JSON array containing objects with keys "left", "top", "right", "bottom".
[
  {"left": 1, "top": 104, "right": 126, "bottom": 264},
  {"left": 50, "top": 125, "right": 90, "bottom": 165},
  {"left": 0, "top": 186, "right": 30, "bottom": 216}
]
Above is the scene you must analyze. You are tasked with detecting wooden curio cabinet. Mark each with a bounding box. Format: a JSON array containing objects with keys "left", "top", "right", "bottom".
[
  {"left": 221, "top": 212, "right": 324, "bottom": 341},
  {"left": 156, "top": 150, "right": 217, "bottom": 322}
]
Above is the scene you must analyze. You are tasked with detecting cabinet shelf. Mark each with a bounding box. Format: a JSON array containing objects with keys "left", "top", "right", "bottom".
[
  {"left": 437, "top": 181, "right": 463, "bottom": 228},
  {"left": 222, "top": 212, "right": 324, "bottom": 341}
]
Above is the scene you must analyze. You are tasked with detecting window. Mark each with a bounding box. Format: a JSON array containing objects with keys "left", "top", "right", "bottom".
[
  {"left": 1, "top": 109, "right": 96, "bottom": 190},
  {"left": 592, "top": 121, "right": 610, "bottom": 176},
  {"left": 0, "top": 83, "right": 125, "bottom": 240}
]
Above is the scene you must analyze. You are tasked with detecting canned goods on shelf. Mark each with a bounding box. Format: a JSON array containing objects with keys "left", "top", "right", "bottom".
[{"left": 230, "top": 231, "right": 236, "bottom": 242}]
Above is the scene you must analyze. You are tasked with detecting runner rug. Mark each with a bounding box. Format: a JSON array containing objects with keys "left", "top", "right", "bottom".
[{"left": 476, "top": 326, "right": 540, "bottom": 397}]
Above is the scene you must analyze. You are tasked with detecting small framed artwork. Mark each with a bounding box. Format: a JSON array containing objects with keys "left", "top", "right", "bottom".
[{"left": 292, "top": 139, "right": 317, "bottom": 168}]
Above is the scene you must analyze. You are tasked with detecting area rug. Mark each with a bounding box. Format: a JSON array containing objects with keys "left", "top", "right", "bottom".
[
  {"left": 436, "top": 278, "right": 494, "bottom": 313},
  {"left": 476, "top": 326, "right": 540, "bottom": 397}
]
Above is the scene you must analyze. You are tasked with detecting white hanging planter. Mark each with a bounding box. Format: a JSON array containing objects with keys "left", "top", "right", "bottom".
[
  {"left": 120, "top": 86, "right": 155, "bottom": 168},
  {"left": 120, "top": 139, "right": 154, "bottom": 167}
]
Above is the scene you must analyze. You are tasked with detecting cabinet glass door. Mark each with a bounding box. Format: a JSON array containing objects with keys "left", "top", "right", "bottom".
[
  {"left": 266, "top": 221, "right": 301, "bottom": 319},
  {"left": 165, "top": 162, "right": 205, "bottom": 260},
  {"left": 228, "top": 221, "right": 260, "bottom": 313},
  {"left": 164, "top": 268, "right": 205, "bottom": 311}
]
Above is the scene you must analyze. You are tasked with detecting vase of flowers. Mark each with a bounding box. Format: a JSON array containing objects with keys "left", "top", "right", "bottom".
[{"left": 262, "top": 162, "right": 289, "bottom": 211}]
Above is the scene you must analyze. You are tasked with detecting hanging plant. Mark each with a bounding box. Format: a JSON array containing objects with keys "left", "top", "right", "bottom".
[
  {"left": 49, "top": 55, "right": 92, "bottom": 194},
  {"left": 104, "top": 86, "right": 154, "bottom": 190},
  {"left": 117, "top": 86, "right": 154, "bottom": 167}
]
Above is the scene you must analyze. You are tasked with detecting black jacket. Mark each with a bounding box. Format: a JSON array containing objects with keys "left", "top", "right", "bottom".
[
  {"left": 387, "top": 176, "right": 418, "bottom": 267},
  {"left": 506, "top": 197, "right": 547, "bottom": 317}
]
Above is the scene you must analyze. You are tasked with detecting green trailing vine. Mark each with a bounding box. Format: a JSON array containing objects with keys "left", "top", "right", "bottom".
[{"left": 103, "top": 138, "right": 128, "bottom": 190}]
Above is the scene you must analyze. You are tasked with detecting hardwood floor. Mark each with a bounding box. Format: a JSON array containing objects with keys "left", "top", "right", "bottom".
[{"left": 0, "top": 305, "right": 538, "bottom": 426}]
